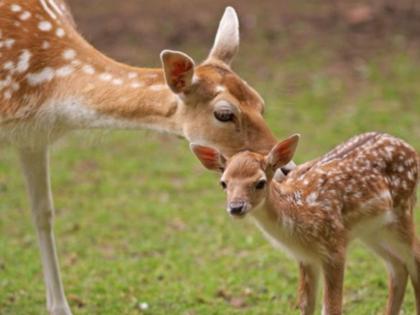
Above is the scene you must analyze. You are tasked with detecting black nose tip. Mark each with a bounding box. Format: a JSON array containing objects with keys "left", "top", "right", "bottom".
[{"left": 229, "top": 202, "right": 245, "bottom": 215}]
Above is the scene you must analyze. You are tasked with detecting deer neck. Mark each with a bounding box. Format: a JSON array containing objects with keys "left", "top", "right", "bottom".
[
  {"left": 1, "top": 10, "right": 186, "bottom": 136},
  {"left": 38, "top": 51, "right": 184, "bottom": 135}
]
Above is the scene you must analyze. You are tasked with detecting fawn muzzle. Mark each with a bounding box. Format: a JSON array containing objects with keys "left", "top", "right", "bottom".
[{"left": 228, "top": 201, "right": 247, "bottom": 217}]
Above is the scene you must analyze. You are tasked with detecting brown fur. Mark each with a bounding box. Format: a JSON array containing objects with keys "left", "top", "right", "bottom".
[
  {"left": 196, "top": 132, "right": 419, "bottom": 315},
  {"left": 0, "top": 0, "right": 276, "bottom": 156}
]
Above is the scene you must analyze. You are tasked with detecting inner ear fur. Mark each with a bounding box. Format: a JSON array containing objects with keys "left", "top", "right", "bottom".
[
  {"left": 161, "top": 50, "right": 195, "bottom": 94},
  {"left": 190, "top": 144, "right": 226, "bottom": 172},
  {"left": 266, "top": 134, "right": 300, "bottom": 171}
]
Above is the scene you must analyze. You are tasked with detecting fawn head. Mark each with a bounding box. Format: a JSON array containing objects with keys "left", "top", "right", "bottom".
[
  {"left": 160, "top": 7, "right": 276, "bottom": 157},
  {"left": 192, "top": 134, "right": 300, "bottom": 217}
]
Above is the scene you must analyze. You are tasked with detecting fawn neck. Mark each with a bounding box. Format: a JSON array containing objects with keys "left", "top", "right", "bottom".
[{"left": 250, "top": 177, "right": 304, "bottom": 232}]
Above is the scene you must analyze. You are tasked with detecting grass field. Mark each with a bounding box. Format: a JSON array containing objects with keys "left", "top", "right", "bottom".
[{"left": 1, "top": 1, "right": 420, "bottom": 314}]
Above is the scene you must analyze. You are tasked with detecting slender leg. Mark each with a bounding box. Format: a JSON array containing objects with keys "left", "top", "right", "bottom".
[
  {"left": 410, "top": 238, "right": 420, "bottom": 315},
  {"left": 404, "top": 196, "right": 420, "bottom": 314},
  {"left": 19, "top": 147, "right": 72, "bottom": 315},
  {"left": 297, "top": 262, "right": 319, "bottom": 315},
  {"left": 321, "top": 254, "right": 346, "bottom": 315},
  {"left": 363, "top": 238, "right": 409, "bottom": 315}
]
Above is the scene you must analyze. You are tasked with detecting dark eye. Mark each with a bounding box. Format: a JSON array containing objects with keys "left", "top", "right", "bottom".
[
  {"left": 214, "top": 110, "right": 234, "bottom": 122},
  {"left": 220, "top": 181, "right": 227, "bottom": 189},
  {"left": 255, "top": 180, "right": 266, "bottom": 190}
]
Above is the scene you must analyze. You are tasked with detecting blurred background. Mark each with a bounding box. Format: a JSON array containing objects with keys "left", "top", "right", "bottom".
[{"left": 1, "top": 1, "right": 419, "bottom": 314}]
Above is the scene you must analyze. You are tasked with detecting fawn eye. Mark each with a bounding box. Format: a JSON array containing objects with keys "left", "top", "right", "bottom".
[
  {"left": 255, "top": 180, "right": 266, "bottom": 190},
  {"left": 214, "top": 110, "right": 234, "bottom": 122},
  {"left": 220, "top": 181, "right": 227, "bottom": 189}
]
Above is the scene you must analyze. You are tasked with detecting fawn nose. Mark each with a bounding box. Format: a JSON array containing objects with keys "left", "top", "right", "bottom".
[{"left": 229, "top": 201, "right": 246, "bottom": 216}]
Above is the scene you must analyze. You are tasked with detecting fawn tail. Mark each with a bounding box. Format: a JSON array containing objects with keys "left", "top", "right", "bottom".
[{"left": 417, "top": 153, "right": 420, "bottom": 184}]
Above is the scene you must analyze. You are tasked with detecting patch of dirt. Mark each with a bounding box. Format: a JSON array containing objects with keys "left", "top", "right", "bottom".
[{"left": 66, "top": 0, "right": 420, "bottom": 80}]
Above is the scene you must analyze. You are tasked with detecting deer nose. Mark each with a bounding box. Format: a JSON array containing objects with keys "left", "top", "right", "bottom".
[{"left": 229, "top": 201, "right": 246, "bottom": 216}]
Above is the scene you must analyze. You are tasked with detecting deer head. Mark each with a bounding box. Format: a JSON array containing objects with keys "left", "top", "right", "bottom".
[
  {"left": 161, "top": 7, "right": 276, "bottom": 157},
  {"left": 191, "top": 134, "right": 300, "bottom": 216}
]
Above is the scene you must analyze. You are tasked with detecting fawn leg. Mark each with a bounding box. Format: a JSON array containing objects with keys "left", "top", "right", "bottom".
[
  {"left": 363, "top": 238, "right": 409, "bottom": 315},
  {"left": 19, "top": 147, "right": 72, "bottom": 315},
  {"left": 321, "top": 254, "right": 345, "bottom": 315},
  {"left": 297, "top": 262, "right": 320, "bottom": 315},
  {"left": 409, "top": 238, "right": 420, "bottom": 315}
]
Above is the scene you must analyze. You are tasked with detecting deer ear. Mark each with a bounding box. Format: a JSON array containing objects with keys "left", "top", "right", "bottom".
[
  {"left": 266, "top": 134, "right": 300, "bottom": 171},
  {"left": 161, "top": 50, "right": 195, "bottom": 94},
  {"left": 208, "top": 7, "right": 239, "bottom": 65},
  {"left": 190, "top": 144, "right": 226, "bottom": 172}
]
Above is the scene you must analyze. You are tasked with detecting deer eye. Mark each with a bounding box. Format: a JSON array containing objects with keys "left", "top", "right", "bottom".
[
  {"left": 214, "top": 109, "right": 234, "bottom": 122},
  {"left": 255, "top": 180, "right": 266, "bottom": 190},
  {"left": 220, "top": 181, "right": 227, "bottom": 190}
]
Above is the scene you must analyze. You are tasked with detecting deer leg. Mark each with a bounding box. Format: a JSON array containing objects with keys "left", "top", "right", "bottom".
[
  {"left": 19, "top": 147, "right": 72, "bottom": 315},
  {"left": 363, "top": 237, "right": 409, "bottom": 315},
  {"left": 321, "top": 253, "right": 346, "bottom": 315},
  {"left": 410, "top": 238, "right": 420, "bottom": 314},
  {"left": 405, "top": 196, "right": 420, "bottom": 314},
  {"left": 297, "top": 262, "right": 319, "bottom": 315}
]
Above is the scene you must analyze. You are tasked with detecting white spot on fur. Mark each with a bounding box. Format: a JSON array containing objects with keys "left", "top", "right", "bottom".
[
  {"left": 128, "top": 72, "right": 138, "bottom": 79},
  {"left": 27, "top": 67, "right": 55, "bottom": 86},
  {"left": 112, "top": 78, "right": 123, "bottom": 86},
  {"left": 10, "top": 4, "right": 22, "bottom": 12},
  {"left": 38, "top": 21, "right": 53, "bottom": 32},
  {"left": 62, "top": 49, "right": 76, "bottom": 60},
  {"left": 99, "top": 73, "right": 112, "bottom": 81},
  {"left": 4, "top": 39, "right": 15, "bottom": 49},
  {"left": 306, "top": 192, "right": 318, "bottom": 205},
  {"left": 56, "top": 65, "right": 74, "bottom": 77},
  {"left": 3, "top": 90, "right": 12, "bottom": 99},
  {"left": 19, "top": 11, "right": 31, "bottom": 20},
  {"left": 16, "top": 50, "right": 32, "bottom": 73},
  {"left": 3, "top": 61, "right": 14, "bottom": 71},
  {"left": 130, "top": 81, "right": 143, "bottom": 89},
  {"left": 71, "top": 59, "right": 81, "bottom": 66},
  {"left": 56, "top": 28, "right": 65, "bottom": 38},
  {"left": 82, "top": 65, "right": 95, "bottom": 75},
  {"left": 42, "top": 41, "right": 51, "bottom": 49}
]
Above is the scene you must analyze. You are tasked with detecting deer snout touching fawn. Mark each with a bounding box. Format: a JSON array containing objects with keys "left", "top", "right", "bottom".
[{"left": 192, "top": 132, "right": 420, "bottom": 315}]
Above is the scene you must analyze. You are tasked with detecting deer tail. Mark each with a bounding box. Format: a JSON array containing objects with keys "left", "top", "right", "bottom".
[{"left": 417, "top": 152, "right": 420, "bottom": 184}]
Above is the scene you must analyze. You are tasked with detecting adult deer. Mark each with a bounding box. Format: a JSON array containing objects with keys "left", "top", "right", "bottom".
[
  {"left": 0, "top": 1, "right": 278, "bottom": 314},
  {"left": 192, "top": 132, "right": 420, "bottom": 315}
]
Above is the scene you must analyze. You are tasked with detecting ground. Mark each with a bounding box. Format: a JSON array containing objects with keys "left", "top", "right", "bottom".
[{"left": 1, "top": 1, "right": 420, "bottom": 314}]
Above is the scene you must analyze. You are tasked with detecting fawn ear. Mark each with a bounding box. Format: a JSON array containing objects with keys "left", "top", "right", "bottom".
[
  {"left": 161, "top": 50, "right": 195, "bottom": 94},
  {"left": 208, "top": 7, "right": 239, "bottom": 65},
  {"left": 266, "top": 134, "right": 300, "bottom": 171},
  {"left": 190, "top": 144, "right": 226, "bottom": 172}
]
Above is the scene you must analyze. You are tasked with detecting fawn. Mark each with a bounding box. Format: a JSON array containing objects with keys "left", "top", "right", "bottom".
[{"left": 192, "top": 132, "right": 420, "bottom": 315}]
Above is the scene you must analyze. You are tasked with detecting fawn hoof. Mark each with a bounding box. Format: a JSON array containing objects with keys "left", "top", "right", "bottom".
[{"left": 49, "top": 305, "right": 73, "bottom": 315}]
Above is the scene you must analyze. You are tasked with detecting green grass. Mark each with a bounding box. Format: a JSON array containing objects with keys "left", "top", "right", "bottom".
[{"left": 1, "top": 44, "right": 420, "bottom": 315}]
